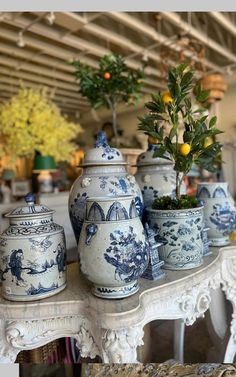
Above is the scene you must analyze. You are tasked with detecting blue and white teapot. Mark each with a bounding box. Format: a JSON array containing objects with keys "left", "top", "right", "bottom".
[{"left": 0, "top": 193, "right": 66, "bottom": 301}]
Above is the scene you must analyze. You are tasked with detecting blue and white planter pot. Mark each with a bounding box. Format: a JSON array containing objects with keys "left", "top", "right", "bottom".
[
  {"left": 79, "top": 196, "right": 149, "bottom": 299},
  {"left": 135, "top": 144, "right": 186, "bottom": 208},
  {"left": 197, "top": 182, "right": 236, "bottom": 246},
  {"left": 69, "top": 132, "right": 143, "bottom": 245},
  {"left": 0, "top": 193, "right": 66, "bottom": 301},
  {"left": 147, "top": 206, "right": 204, "bottom": 270}
]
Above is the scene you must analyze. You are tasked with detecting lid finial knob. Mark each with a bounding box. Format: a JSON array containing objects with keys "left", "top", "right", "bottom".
[
  {"left": 25, "top": 192, "right": 35, "bottom": 205},
  {"left": 95, "top": 131, "right": 108, "bottom": 148}
]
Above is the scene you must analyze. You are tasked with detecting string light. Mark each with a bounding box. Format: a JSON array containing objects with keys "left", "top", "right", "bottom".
[{"left": 16, "top": 32, "right": 25, "bottom": 48}]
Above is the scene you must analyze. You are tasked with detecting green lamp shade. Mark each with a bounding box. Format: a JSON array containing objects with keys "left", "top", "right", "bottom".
[{"left": 33, "top": 155, "right": 57, "bottom": 172}]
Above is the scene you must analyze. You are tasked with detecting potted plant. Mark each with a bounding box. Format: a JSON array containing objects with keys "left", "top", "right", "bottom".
[
  {"left": 0, "top": 87, "right": 82, "bottom": 177},
  {"left": 71, "top": 53, "right": 145, "bottom": 147},
  {"left": 138, "top": 63, "right": 223, "bottom": 270}
]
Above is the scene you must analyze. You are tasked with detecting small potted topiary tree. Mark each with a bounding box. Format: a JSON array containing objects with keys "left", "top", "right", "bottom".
[
  {"left": 138, "top": 63, "right": 223, "bottom": 270},
  {"left": 71, "top": 53, "right": 145, "bottom": 147}
]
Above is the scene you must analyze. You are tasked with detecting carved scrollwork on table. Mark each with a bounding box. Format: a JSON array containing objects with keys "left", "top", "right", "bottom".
[
  {"left": 101, "top": 326, "right": 144, "bottom": 363},
  {"left": 5, "top": 316, "right": 99, "bottom": 361},
  {"left": 221, "top": 256, "right": 236, "bottom": 343},
  {"left": 177, "top": 270, "right": 221, "bottom": 326}
]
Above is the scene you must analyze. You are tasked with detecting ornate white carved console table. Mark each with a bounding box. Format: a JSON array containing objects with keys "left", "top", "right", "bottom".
[{"left": 1, "top": 244, "right": 236, "bottom": 364}]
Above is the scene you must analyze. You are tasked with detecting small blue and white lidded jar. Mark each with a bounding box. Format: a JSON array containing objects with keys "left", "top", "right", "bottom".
[{"left": 0, "top": 193, "right": 67, "bottom": 301}]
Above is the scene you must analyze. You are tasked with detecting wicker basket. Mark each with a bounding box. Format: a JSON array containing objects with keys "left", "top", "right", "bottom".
[
  {"left": 16, "top": 339, "right": 63, "bottom": 363},
  {"left": 200, "top": 73, "right": 228, "bottom": 103}
]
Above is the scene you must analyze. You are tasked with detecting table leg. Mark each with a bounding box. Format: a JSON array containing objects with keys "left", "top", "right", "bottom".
[
  {"left": 100, "top": 326, "right": 144, "bottom": 363},
  {"left": 174, "top": 319, "right": 185, "bottom": 363}
]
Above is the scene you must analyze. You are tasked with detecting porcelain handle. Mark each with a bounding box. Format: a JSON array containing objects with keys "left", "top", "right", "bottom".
[
  {"left": 126, "top": 174, "right": 135, "bottom": 184},
  {"left": 81, "top": 177, "right": 92, "bottom": 188},
  {"left": 85, "top": 223, "right": 98, "bottom": 245},
  {"left": 143, "top": 174, "right": 151, "bottom": 183}
]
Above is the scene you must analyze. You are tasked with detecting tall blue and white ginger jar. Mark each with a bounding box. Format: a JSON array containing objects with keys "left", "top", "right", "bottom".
[
  {"left": 69, "top": 132, "right": 143, "bottom": 244},
  {"left": 135, "top": 144, "right": 186, "bottom": 208},
  {"left": 79, "top": 195, "right": 149, "bottom": 299},
  {"left": 0, "top": 193, "right": 66, "bottom": 301},
  {"left": 197, "top": 182, "right": 236, "bottom": 246}
]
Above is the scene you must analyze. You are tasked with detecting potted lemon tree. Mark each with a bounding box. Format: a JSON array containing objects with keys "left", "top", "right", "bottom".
[
  {"left": 71, "top": 53, "right": 144, "bottom": 147},
  {"left": 138, "top": 64, "right": 223, "bottom": 270}
]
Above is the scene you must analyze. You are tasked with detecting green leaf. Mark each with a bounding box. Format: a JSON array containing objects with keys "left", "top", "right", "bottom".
[{"left": 209, "top": 116, "right": 217, "bottom": 128}]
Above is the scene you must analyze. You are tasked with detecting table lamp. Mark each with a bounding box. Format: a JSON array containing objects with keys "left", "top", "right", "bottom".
[{"left": 33, "top": 155, "right": 57, "bottom": 193}]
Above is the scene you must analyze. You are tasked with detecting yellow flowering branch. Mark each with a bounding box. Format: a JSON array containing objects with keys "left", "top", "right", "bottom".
[{"left": 0, "top": 87, "right": 83, "bottom": 162}]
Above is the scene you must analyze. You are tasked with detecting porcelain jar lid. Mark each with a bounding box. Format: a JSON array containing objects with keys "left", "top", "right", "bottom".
[
  {"left": 80, "top": 131, "right": 126, "bottom": 167},
  {"left": 135, "top": 144, "right": 173, "bottom": 167},
  {"left": 5, "top": 192, "right": 54, "bottom": 219}
]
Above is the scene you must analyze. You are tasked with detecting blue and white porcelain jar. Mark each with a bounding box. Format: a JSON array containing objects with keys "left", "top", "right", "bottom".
[
  {"left": 69, "top": 132, "right": 143, "bottom": 244},
  {"left": 135, "top": 144, "right": 186, "bottom": 208},
  {"left": 197, "top": 182, "right": 236, "bottom": 246},
  {"left": 79, "top": 195, "right": 149, "bottom": 299},
  {"left": 0, "top": 193, "right": 66, "bottom": 301},
  {"left": 147, "top": 206, "right": 204, "bottom": 270}
]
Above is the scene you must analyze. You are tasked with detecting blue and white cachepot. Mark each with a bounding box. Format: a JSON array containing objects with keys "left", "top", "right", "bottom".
[
  {"left": 135, "top": 144, "right": 186, "bottom": 208},
  {"left": 0, "top": 193, "right": 66, "bottom": 301},
  {"left": 79, "top": 195, "right": 149, "bottom": 299},
  {"left": 147, "top": 206, "right": 204, "bottom": 270},
  {"left": 69, "top": 131, "right": 143, "bottom": 244},
  {"left": 197, "top": 182, "right": 236, "bottom": 246}
]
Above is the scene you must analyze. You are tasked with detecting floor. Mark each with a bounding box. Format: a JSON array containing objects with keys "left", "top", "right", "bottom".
[{"left": 148, "top": 318, "right": 213, "bottom": 363}]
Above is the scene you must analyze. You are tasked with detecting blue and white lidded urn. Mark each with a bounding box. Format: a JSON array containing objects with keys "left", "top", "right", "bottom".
[
  {"left": 78, "top": 195, "right": 149, "bottom": 299},
  {"left": 135, "top": 144, "right": 186, "bottom": 208},
  {"left": 197, "top": 182, "right": 236, "bottom": 246},
  {"left": 0, "top": 193, "right": 66, "bottom": 301},
  {"left": 69, "top": 131, "right": 143, "bottom": 245}
]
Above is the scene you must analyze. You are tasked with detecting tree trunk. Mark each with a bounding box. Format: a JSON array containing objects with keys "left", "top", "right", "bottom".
[
  {"left": 176, "top": 172, "right": 180, "bottom": 200},
  {"left": 111, "top": 102, "right": 118, "bottom": 147}
]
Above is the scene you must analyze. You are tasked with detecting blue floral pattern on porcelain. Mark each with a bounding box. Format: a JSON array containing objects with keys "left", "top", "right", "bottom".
[
  {"left": 197, "top": 182, "right": 236, "bottom": 246},
  {"left": 147, "top": 207, "right": 204, "bottom": 270},
  {"left": 104, "top": 226, "right": 149, "bottom": 283}
]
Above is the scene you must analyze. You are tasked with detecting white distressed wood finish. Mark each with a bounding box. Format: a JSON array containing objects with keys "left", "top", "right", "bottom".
[{"left": 0, "top": 244, "right": 236, "bottom": 363}]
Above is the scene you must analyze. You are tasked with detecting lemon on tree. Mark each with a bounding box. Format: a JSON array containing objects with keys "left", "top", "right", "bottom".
[
  {"left": 162, "top": 92, "right": 173, "bottom": 105},
  {"left": 180, "top": 143, "right": 191, "bottom": 156},
  {"left": 139, "top": 63, "right": 223, "bottom": 204},
  {"left": 148, "top": 135, "right": 159, "bottom": 144},
  {"left": 204, "top": 137, "right": 213, "bottom": 148}
]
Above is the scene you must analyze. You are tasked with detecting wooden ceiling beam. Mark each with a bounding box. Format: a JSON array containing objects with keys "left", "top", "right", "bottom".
[
  {"left": 0, "top": 83, "right": 88, "bottom": 109},
  {"left": 109, "top": 12, "right": 224, "bottom": 74},
  {"left": 0, "top": 65, "right": 88, "bottom": 100},
  {"left": 162, "top": 12, "right": 236, "bottom": 65},
  {"left": 2, "top": 14, "right": 162, "bottom": 78},
  {"left": 0, "top": 74, "right": 88, "bottom": 103}
]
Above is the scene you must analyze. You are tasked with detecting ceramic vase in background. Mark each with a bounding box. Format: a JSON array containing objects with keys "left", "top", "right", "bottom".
[
  {"left": 147, "top": 206, "right": 204, "bottom": 270},
  {"left": 135, "top": 144, "right": 186, "bottom": 208},
  {"left": 69, "top": 132, "right": 143, "bottom": 245},
  {"left": 197, "top": 182, "right": 236, "bottom": 246},
  {"left": 78, "top": 195, "right": 149, "bottom": 299},
  {"left": 0, "top": 193, "right": 66, "bottom": 301}
]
